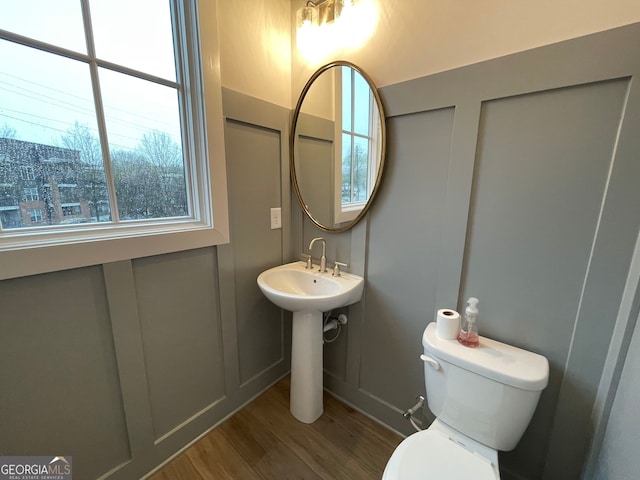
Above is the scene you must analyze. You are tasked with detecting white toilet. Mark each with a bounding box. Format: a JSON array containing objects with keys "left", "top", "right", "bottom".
[{"left": 383, "top": 322, "right": 549, "bottom": 479}]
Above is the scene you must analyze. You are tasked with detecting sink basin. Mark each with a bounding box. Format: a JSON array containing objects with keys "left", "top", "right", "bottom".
[
  {"left": 257, "top": 261, "right": 364, "bottom": 312},
  {"left": 257, "top": 260, "right": 364, "bottom": 424}
]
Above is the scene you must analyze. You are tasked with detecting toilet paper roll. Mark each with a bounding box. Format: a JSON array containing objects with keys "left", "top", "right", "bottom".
[{"left": 436, "top": 309, "right": 461, "bottom": 340}]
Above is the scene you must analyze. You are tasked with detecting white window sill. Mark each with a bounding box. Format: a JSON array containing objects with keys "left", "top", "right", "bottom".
[{"left": 0, "top": 221, "right": 229, "bottom": 280}]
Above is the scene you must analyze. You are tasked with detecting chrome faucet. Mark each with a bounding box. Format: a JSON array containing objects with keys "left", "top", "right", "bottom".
[{"left": 309, "top": 237, "right": 327, "bottom": 272}]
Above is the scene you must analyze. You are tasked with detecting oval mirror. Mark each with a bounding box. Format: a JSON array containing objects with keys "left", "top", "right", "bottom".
[{"left": 291, "top": 61, "right": 386, "bottom": 232}]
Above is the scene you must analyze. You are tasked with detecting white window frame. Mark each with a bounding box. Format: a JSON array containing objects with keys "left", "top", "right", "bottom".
[{"left": 0, "top": 0, "right": 228, "bottom": 280}]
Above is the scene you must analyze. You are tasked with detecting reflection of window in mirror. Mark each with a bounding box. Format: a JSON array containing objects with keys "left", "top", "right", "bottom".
[{"left": 334, "top": 66, "right": 381, "bottom": 224}]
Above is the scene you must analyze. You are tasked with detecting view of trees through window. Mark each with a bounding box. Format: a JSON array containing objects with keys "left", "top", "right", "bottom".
[
  {"left": 0, "top": 0, "right": 190, "bottom": 231},
  {"left": 0, "top": 123, "right": 186, "bottom": 229},
  {"left": 341, "top": 66, "right": 371, "bottom": 206}
]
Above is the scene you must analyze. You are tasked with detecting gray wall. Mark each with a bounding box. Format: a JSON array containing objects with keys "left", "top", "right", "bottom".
[
  {"left": 592, "top": 308, "right": 640, "bottom": 480},
  {"left": 294, "top": 113, "right": 335, "bottom": 228},
  {"left": 0, "top": 90, "right": 291, "bottom": 479},
  {"left": 311, "top": 23, "right": 640, "bottom": 480}
]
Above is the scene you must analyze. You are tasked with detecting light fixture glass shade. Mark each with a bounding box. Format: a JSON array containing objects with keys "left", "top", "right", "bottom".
[
  {"left": 296, "top": 4, "right": 319, "bottom": 52},
  {"left": 333, "top": 0, "right": 347, "bottom": 19},
  {"left": 296, "top": 5, "right": 318, "bottom": 29}
]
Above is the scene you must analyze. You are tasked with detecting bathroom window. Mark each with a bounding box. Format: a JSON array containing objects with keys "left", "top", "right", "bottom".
[
  {"left": 0, "top": 0, "right": 228, "bottom": 279},
  {"left": 334, "top": 66, "right": 381, "bottom": 224}
]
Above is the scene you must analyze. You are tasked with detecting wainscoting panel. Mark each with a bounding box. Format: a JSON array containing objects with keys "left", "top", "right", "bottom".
[
  {"left": 359, "top": 107, "right": 455, "bottom": 408},
  {"left": 295, "top": 114, "right": 335, "bottom": 227},
  {"left": 220, "top": 86, "right": 294, "bottom": 390},
  {"left": 224, "top": 119, "right": 285, "bottom": 385},
  {"left": 0, "top": 267, "right": 131, "bottom": 479},
  {"left": 460, "top": 78, "right": 630, "bottom": 478},
  {"left": 133, "top": 248, "right": 226, "bottom": 442}
]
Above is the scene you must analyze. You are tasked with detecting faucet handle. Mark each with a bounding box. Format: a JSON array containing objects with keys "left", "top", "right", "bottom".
[
  {"left": 301, "top": 253, "right": 313, "bottom": 269},
  {"left": 333, "top": 261, "right": 348, "bottom": 277}
]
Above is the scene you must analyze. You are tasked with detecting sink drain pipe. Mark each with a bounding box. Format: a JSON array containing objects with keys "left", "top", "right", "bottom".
[{"left": 323, "top": 312, "right": 348, "bottom": 343}]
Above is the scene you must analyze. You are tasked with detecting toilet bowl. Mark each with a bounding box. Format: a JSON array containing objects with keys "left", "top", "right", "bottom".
[
  {"left": 383, "top": 420, "right": 499, "bottom": 480},
  {"left": 383, "top": 322, "right": 549, "bottom": 479}
]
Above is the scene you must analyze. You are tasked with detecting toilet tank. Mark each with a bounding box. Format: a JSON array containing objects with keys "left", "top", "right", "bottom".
[{"left": 422, "top": 322, "right": 549, "bottom": 451}]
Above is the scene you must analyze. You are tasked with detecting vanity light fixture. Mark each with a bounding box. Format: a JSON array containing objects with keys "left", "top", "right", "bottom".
[
  {"left": 296, "top": 0, "right": 376, "bottom": 59},
  {"left": 296, "top": 0, "right": 358, "bottom": 50}
]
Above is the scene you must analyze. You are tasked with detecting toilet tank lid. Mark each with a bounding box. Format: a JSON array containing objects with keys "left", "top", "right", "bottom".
[{"left": 423, "top": 322, "right": 549, "bottom": 391}]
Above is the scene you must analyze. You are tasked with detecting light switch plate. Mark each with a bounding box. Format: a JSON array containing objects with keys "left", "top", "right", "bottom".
[{"left": 270, "top": 207, "right": 281, "bottom": 229}]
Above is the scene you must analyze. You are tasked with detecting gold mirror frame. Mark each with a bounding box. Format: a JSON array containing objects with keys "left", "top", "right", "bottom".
[{"left": 290, "top": 61, "right": 386, "bottom": 232}]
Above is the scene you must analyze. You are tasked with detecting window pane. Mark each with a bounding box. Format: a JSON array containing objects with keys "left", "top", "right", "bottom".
[
  {"left": 90, "top": 0, "right": 177, "bottom": 81},
  {"left": 353, "top": 71, "right": 371, "bottom": 136},
  {"left": 342, "top": 66, "right": 352, "bottom": 130},
  {"left": 0, "top": 41, "right": 111, "bottom": 229},
  {"left": 353, "top": 136, "right": 369, "bottom": 203},
  {"left": 99, "top": 68, "right": 187, "bottom": 220},
  {"left": 0, "top": 0, "right": 86, "bottom": 53},
  {"left": 341, "top": 133, "right": 352, "bottom": 204}
]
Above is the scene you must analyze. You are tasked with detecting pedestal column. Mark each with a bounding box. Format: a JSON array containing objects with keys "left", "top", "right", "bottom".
[{"left": 289, "top": 310, "right": 324, "bottom": 423}]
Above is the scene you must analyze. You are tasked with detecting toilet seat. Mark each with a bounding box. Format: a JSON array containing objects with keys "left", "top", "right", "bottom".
[{"left": 382, "top": 428, "right": 499, "bottom": 480}]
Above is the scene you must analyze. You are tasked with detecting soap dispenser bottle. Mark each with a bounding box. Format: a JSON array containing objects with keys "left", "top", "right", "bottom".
[{"left": 457, "top": 297, "right": 480, "bottom": 347}]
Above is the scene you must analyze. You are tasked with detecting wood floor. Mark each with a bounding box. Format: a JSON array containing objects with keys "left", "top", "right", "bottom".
[{"left": 148, "top": 377, "right": 403, "bottom": 479}]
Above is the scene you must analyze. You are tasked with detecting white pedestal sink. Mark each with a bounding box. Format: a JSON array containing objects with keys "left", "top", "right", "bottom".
[{"left": 257, "top": 261, "right": 364, "bottom": 423}]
